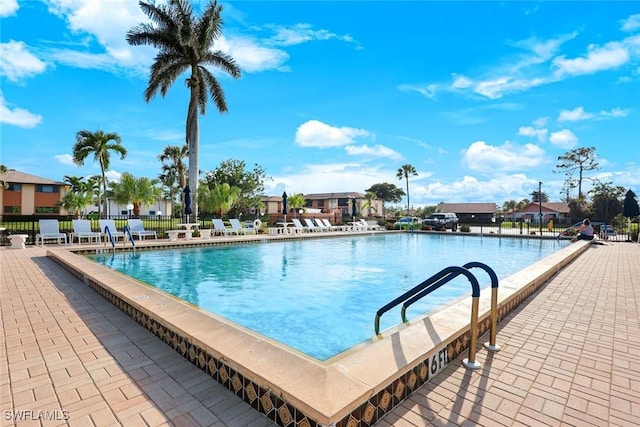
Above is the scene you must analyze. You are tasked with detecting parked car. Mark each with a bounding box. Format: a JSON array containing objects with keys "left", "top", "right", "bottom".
[
  {"left": 393, "top": 216, "right": 422, "bottom": 230},
  {"left": 422, "top": 213, "right": 459, "bottom": 231}
]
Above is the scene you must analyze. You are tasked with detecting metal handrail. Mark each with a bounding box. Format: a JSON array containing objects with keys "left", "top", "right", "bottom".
[
  {"left": 123, "top": 225, "right": 135, "bottom": 249},
  {"left": 374, "top": 262, "right": 500, "bottom": 370},
  {"left": 103, "top": 226, "right": 116, "bottom": 251}
]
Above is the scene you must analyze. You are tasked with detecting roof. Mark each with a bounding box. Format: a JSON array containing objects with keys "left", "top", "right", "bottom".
[
  {"left": 436, "top": 202, "right": 498, "bottom": 214},
  {"left": 0, "top": 169, "right": 66, "bottom": 186},
  {"left": 301, "top": 192, "right": 365, "bottom": 200},
  {"left": 517, "top": 202, "right": 570, "bottom": 214}
]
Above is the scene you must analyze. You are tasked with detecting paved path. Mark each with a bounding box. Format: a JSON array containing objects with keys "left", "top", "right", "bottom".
[{"left": 1, "top": 242, "right": 639, "bottom": 426}]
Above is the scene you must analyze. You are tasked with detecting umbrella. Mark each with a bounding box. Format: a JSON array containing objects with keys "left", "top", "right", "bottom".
[
  {"left": 282, "top": 191, "right": 288, "bottom": 217},
  {"left": 184, "top": 185, "right": 193, "bottom": 218},
  {"left": 351, "top": 198, "right": 357, "bottom": 218}
]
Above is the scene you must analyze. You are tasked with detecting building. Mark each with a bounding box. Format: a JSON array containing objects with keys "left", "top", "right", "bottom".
[
  {"left": 436, "top": 202, "right": 498, "bottom": 223},
  {"left": 0, "top": 169, "right": 68, "bottom": 216},
  {"left": 512, "top": 202, "right": 571, "bottom": 224}
]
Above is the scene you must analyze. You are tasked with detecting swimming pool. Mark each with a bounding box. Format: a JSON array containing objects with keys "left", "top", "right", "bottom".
[{"left": 90, "top": 233, "right": 569, "bottom": 360}]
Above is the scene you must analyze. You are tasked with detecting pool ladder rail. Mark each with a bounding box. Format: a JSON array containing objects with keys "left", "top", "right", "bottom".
[
  {"left": 374, "top": 261, "right": 500, "bottom": 370},
  {"left": 101, "top": 225, "right": 135, "bottom": 253}
]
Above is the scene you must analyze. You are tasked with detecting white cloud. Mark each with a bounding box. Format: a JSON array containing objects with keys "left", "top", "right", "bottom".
[
  {"left": 295, "top": 120, "right": 371, "bottom": 148},
  {"left": 620, "top": 14, "right": 640, "bottom": 32},
  {"left": 462, "top": 140, "right": 546, "bottom": 173},
  {"left": 0, "top": 40, "right": 47, "bottom": 82},
  {"left": 600, "top": 108, "right": 629, "bottom": 118},
  {"left": 0, "top": 0, "right": 19, "bottom": 17},
  {"left": 518, "top": 126, "right": 548, "bottom": 142},
  {"left": 549, "top": 129, "right": 578, "bottom": 149},
  {"left": 344, "top": 144, "right": 402, "bottom": 159},
  {"left": 217, "top": 35, "right": 289, "bottom": 73},
  {"left": 105, "top": 170, "right": 122, "bottom": 183},
  {"left": 552, "top": 39, "right": 631, "bottom": 76},
  {"left": 557, "top": 106, "right": 594, "bottom": 122},
  {"left": 54, "top": 154, "right": 75, "bottom": 166},
  {"left": 267, "top": 23, "right": 358, "bottom": 47},
  {"left": 0, "top": 91, "right": 42, "bottom": 128}
]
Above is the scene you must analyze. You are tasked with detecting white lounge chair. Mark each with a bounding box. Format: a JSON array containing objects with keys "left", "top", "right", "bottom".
[
  {"left": 213, "top": 219, "right": 237, "bottom": 236},
  {"left": 360, "top": 218, "right": 382, "bottom": 231},
  {"left": 36, "top": 219, "right": 68, "bottom": 245},
  {"left": 127, "top": 219, "right": 157, "bottom": 240},
  {"left": 71, "top": 219, "right": 101, "bottom": 244},
  {"left": 321, "top": 218, "right": 340, "bottom": 231},
  {"left": 99, "top": 219, "right": 126, "bottom": 243},
  {"left": 303, "top": 218, "right": 321, "bottom": 232},
  {"left": 229, "top": 218, "right": 257, "bottom": 235},
  {"left": 291, "top": 218, "right": 310, "bottom": 233},
  {"left": 313, "top": 218, "right": 330, "bottom": 231}
]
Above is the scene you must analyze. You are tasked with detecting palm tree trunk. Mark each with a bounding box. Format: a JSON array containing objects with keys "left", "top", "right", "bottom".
[{"left": 187, "top": 76, "right": 200, "bottom": 220}]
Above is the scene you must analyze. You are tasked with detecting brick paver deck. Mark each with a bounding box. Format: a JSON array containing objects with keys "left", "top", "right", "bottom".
[{"left": 1, "top": 242, "right": 638, "bottom": 426}]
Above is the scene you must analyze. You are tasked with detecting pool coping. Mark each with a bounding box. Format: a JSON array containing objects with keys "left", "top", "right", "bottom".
[{"left": 46, "top": 233, "right": 590, "bottom": 426}]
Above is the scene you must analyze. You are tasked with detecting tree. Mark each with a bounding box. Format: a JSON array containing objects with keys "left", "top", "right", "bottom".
[
  {"left": 198, "top": 182, "right": 239, "bottom": 218},
  {"left": 530, "top": 190, "right": 549, "bottom": 203},
  {"left": 58, "top": 178, "right": 93, "bottom": 218},
  {"left": 0, "top": 164, "right": 7, "bottom": 189},
  {"left": 502, "top": 199, "right": 518, "bottom": 222},
  {"left": 158, "top": 144, "right": 188, "bottom": 218},
  {"left": 202, "top": 159, "right": 269, "bottom": 217},
  {"left": 287, "top": 193, "right": 306, "bottom": 217},
  {"left": 622, "top": 189, "right": 639, "bottom": 220},
  {"left": 365, "top": 182, "right": 404, "bottom": 218},
  {"left": 589, "top": 182, "right": 625, "bottom": 224},
  {"left": 127, "top": 0, "right": 241, "bottom": 220},
  {"left": 108, "top": 172, "right": 162, "bottom": 217},
  {"left": 396, "top": 164, "right": 418, "bottom": 214},
  {"left": 555, "top": 147, "right": 599, "bottom": 200},
  {"left": 72, "top": 129, "right": 127, "bottom": 217},
  {"left": 360, "top": 191, "right": 378, "bottom": 217}
]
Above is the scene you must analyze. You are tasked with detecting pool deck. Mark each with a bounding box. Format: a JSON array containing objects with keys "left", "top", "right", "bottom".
[{"left": 1, "top": 241, "right": 639, "bottom": 426}]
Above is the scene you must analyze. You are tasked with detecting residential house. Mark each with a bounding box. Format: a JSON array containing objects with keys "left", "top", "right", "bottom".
[
  {"left": 0, "top": 169, "right": 68, "bottom": 216},
  {"left": 512, "top": 202, "right": 571, "bottom": 224},
  {"left": 436, "top": 202, "right": 498, "bottom": 224}
]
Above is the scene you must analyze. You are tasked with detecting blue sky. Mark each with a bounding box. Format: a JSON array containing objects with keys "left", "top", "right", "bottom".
[{"left": 1, "top": 0, "right": 639, "bottom": 208}]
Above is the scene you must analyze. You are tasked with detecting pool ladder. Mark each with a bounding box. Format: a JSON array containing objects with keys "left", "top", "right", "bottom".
[
  {"left": 374, "top": 261, "right": 500, "bottom": 369},
  {"left": 101, "top": 225, "right": 135, "bottom": 253}
]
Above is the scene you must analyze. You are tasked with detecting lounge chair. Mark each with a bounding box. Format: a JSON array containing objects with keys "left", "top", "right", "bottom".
[
  {"left": 303, "top": 218, "right": 321, "bottom": 232},
  {"left": 36, "top": 219, "right": 68, "bottom": 245},
  {"left": 322, "top": 218, "right": 350, "bottom": 232},
  {"left": 99, "top": 219, "right": 126, "bottom": 243},
  {"left": 360, "top": 218, "right": 382, "bottom": 231},
  {"left": 213, "top": 219, "right": 237, "bottom": 236},
  {"left": 229, "top": 218, "right": 257, "bottom": 235},
  {"left": 291, "top": 218, "right": 310, "bottom": 233},
  {"left": 313, "top": 218, "right": 331, "bottom": 231},
  {"left": 71, "top": 219, "right": 102, "bottom": 244},
  {"left": 127, "top": 219, "right": 157, "bottom": 240}
]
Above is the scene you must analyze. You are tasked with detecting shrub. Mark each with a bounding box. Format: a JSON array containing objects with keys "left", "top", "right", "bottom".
[{"left": 460, "top": 224, "right": 471, "bottom": 232}]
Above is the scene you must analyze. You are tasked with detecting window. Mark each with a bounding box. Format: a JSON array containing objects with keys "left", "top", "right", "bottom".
[
  {"left": 36, "top": 185, "right": 59, "bottom": 193},
  {"left": 4, "top": 206, "right": 20, "bottom": 213},
  {"left": 35, "top": 206, "right": 60, "bottom": 214},
  {"left": 7, "top": 183, "right": 21, "bottom": 191}
]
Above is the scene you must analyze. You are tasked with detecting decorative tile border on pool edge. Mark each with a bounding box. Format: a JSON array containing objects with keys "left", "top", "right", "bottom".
[{"left": 47, "top": 240, "right": 590, "bottom": 427}]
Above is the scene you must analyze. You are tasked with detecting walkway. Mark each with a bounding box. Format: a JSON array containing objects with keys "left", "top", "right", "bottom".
[{"left": 1, "top": 242, "right": 639, "bottom": 426}]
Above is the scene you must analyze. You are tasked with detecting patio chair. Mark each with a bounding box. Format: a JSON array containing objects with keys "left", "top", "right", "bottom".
[
  {"left": 229, "top": 218, "right": 257, "bottom": 235},
  {"left": 360, "top": 218, "right": 382, "bottom": 231},
  {"left": 321, "top": 218, "right": 341, "bottom": 232},
  {"left": 127, "top": 219, "right": 157, "bottom": 240},
  {"left": 213, "top": 219, "right": 238, "bottom": 236},
  {"left": 71, "top": 219, "right": 102, "bottom": 244},
  {"left": 313, "top": 218, "right": 330, "bottom": 231},
  {"left": 291, "top": 218, "right": 310, "bottom": 233},
  {"left": 303, "top": 218, "right": 321, "bottom": 232},
  {"left": 36, "top": 219, "right": 68, "bottom": 245},
  {"left": 99, "top": 219, "right": 126, "bottom": 243}
]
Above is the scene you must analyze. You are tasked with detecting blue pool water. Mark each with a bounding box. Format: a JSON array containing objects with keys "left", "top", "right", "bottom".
[{"left": 90, "top": 234, "right": 569, "bottom": 360}]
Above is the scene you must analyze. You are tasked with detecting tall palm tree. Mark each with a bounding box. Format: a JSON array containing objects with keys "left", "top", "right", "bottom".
[
  {"left": 158, "top": 144, "right": 188, "bottom": 218},
  {"left": 72, "top": 129, "right": 127, "bottom": 217},
  {"left": 127, "top": 0, "right": 241, "bottom": 220},
  {"left": 361, "top": 191, "right": 378, "bottom": 217},
  {"left": 396, "top": 164, "right": 418, "bottom": 215},
  {"left": 503, "top": 199, "right": 517, "bottom": 222}
]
